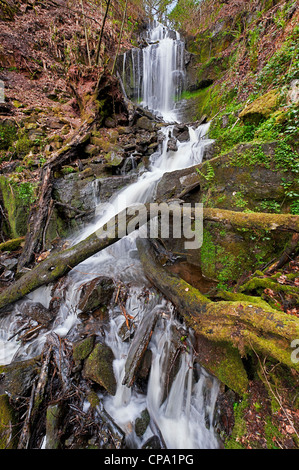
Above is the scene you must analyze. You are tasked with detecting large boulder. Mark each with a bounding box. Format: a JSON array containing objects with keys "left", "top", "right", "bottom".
[{"left": 239, "top": 90, "right": 279, "bottom": 124}]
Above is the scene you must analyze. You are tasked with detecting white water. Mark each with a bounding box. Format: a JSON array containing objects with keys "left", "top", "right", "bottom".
[
  {"left": 0, "top": 21, "right": 220, "bottom": 450},
  {"left": 122, "top": 20, "right": 185, "bottom": 122}
]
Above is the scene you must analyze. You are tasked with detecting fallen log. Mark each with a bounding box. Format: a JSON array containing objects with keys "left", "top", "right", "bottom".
[
  {"left": 122, "top": 306, "right": 161, "bottom": 387},
  {"left": 1, "top": 207, "right": 299, "bottom": 313},
  {"left": 202, "top": 208, "right": 299, "bottom": 233},
  {"left": 136, "top": 237, "right": 299, "bottom": 371},
  {"left": 0, "top": 203, "right": 152, "bottom": 313}
]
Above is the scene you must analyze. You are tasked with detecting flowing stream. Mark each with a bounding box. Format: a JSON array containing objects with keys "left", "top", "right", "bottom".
[{"left": 0, "top": 20, "right": 221, "bottom": 449}]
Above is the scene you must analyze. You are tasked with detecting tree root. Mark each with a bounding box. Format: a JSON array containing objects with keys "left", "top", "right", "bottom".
[{"left": 136, "top": 237, "right": 299, "bottom": 372}]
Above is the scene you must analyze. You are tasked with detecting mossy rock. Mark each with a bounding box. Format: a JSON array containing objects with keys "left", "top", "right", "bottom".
[
  {"left": 0, "top": 176, "right": 34, "bottom": 238},
  {"left": 197, "top": 219, "right": 290, "bottom": 289},
  {"left": 135, "top": 409, "right": 150, "bottom": 437},
  {"left": 0, "top": 357, "right": 41, "bottom": 399},
  {"left": 73, "top": 335, "right": 95, "bottom": 362},
  {"left": 83, "top": 342, "right": 117, "bottom": 395},
  {"left": 239, "top": 90, "right": 280, "bottom": 124},
  {"left": 0, "top": 394, "right": 18, "bottom": 449},
  {"left": 0, "top": 237, "right": 25, "bottom": 252}
]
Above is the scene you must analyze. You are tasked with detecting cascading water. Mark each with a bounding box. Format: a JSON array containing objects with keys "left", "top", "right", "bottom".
[
  {"left": 121, "top": 20, "right": 185, "bottom": 122},
  {"left": 0, "top": 20, "right": 221, "bottom": 449}
]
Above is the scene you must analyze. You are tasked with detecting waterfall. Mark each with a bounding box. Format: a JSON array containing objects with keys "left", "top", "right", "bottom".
[
  {"left": 122, "top": 20, "right": 185, "bottom": 122},
  {"left": 0, "top": 21, "right": 221, "bottom": 450}
]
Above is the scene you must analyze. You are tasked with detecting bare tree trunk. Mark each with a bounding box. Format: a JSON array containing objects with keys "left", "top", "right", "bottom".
[
  {"left": 95, "top": 0, "right": 111, "bottom": 66},
  {"left": 112, "top": 0, "right": 128, "bottom": 75},
  {"left": 80, "top": 0, "right": 91, "bottom": 66}
]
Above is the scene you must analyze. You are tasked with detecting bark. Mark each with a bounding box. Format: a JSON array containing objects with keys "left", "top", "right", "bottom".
[
  {"left": 122, "top": 306, "right": 161, "bottom": 387},
  {"left": 4, "top": 206, "right": 299, "bottom": 312},
  {"left": 111, "top": 0, "right": 128, "bottom": 76},
  {"left": 202, "top": 208, "right": 299, "bottom": 233},
  {"left": 0, "top": 203, "right": 153, "bottom": 312},
  {"left": 136, "top": 237, "right": 299, "bottom": 370},
  {"left": 95, "top": 0, "right": 111, "bottom": 66}
]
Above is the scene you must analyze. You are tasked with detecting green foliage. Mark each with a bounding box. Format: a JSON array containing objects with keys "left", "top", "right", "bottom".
[
  {"left": 225, "top": 395, "right": 249, "bottom": 449},
  {"left": 196, "top": 161, "right": 215, "bottom": 181},
  {"left": 168, "top": 0, "right": 200, "bottom": 31},
  {"left": 254, "top": 27, "right": 299, "bottom": 92},
  {"left": 10, "top": 180, "right": 37, "bottom": 205},
  {"left": 209, "top": 115, "right": 256, "bottom": 154}
]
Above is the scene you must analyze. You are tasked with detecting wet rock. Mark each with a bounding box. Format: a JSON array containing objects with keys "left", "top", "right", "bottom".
[
  {"left": 142, "top": 435, "right": 161, "bottom": 449},
  {"left": 45, "top": 403, "right": 64, "bottom": 449},
  {"left": 53, "top": 174, "right": 99, "bottom": 221},
  {"left": 0, "top": 257, "right": 18, "bottom": 270},
  {"left": 0, "top": 357, "right": 40, "bottom": 399},
  {"left": 136, "top": 349, "right": 152, "bottom": 384},
  {"left": 136, "top": 116, "right": 154, "bottom": 131},
  {"left": 167, "top": 137, "right": 178, "bottom": 152},
  {"left": 83, "top": 342, "right": 117, "bottom": 395},
  {"left": 173, "top": 124, "right": 190, "bottom": 142},
  {"left": 1, "top": 270, "right": 14, "bottom": 281},
  {"left": 122, "top": 308, "right": 161, "bottom": 387},
  {"left": 214, "top": 388, "right": 236, "bottom": 442},
  {"left": 77, "top": 276, "right": 114, "bottom": 314},
  {"left": 72, "top": 335, "right": 95, "bottom": 363},
  {"left": 98, "top": 175, "right": 138, "bottom": 202},
  {"left": 135, "top": 409, "right": 150, "bottom": 437},
  {"left": 22, "top": 301, "right": 54, "bottom": 325}
]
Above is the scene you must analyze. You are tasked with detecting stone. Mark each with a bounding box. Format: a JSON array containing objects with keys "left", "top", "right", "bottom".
[
  {"left": 22, "top": 301, "right": 53, "bottom": 325},
  {"left": 173, "top": 124, "right": 190, "bottom": 142},
  {"left": 167, "top": 137, "right": 178, "bottom": 152},
  {"left": 73, "top": 336, "right": 95, "bottom": 362},
  {"left": 239, "top": 90, "right": 279, "bottom": 124},
  {"left": 77, "top": 276, "right": 114, "bottom": 314},
  {"left": 45, "top": 404, "right": 64, "bottom": 449},
  {"left": 136, "top": 116, "right": 154, "bottom": 131},
  {"left": 135, "top": 409, "right": 150, "bottom": 437},
  {"left": 83, "top": 342, "right": 117, "bottom": 395},
  {"left": 287, "top": 79, "right": 299, "bottom": 105},
  {"left": 0, "top": 357, "right": 40, "bottom": 399}
]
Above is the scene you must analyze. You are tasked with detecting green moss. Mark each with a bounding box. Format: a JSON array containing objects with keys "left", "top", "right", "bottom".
[
  {"left": 73, "top": 336, "right": 95, "bottom": 362},
  {"left": 0, "top": 176, "right": 37, "bottom": 237},
  {"left": 83, "top": 343, "right": 117, "bottom": 396},
  {"left": 225, "top": 394, "right": 249, "bottom": 449},
  {"left": 0, "top": 122, "right": 17, "bottom": 152},
  {"left": 87, "top": 390, "right": 100, "bottom": 409},
  {"left": 208, "top": 343, "right": 248, "bottom": 395},
  {"left": 0, "top": 236, "right": 24, "bottom": 252},
  {"left": 0, "top": 394, "right": 18, "bottom": 449},
  {"left": 264, "top": 417, "right": 283, "bottom": 449}
]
